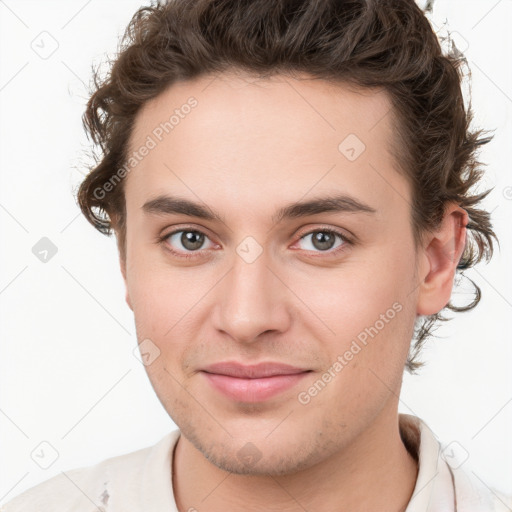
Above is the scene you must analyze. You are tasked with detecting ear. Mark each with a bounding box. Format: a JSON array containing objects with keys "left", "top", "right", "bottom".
[{"left": 416, "top": 203, "right": 468, "bottom": 316}]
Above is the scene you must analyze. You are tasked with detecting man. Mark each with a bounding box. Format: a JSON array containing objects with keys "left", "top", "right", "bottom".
[{"left": 3, "top": 0, "right": 510, "bottom": 510}]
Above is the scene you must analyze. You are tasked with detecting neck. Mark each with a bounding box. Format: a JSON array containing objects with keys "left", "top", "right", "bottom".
[{"left": 172, "top": 410, "right": 418, "bottom": 512}]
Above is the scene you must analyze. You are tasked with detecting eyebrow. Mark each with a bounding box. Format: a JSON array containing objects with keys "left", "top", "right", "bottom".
[{"left": 142, "top": 193, "right": 377, "bottom": 224}]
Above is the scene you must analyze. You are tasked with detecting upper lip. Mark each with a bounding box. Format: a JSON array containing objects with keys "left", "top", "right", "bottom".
[{"left": 201, "top": 362, "right": 310, "bottom": 379}]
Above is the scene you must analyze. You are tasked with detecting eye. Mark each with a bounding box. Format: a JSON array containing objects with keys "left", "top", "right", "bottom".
[
  {"left": 294, "top": 228, "right": 350, "bottom": 256},
  {"left": 160, "top": 228, "right": 216, "bottom": 259}
]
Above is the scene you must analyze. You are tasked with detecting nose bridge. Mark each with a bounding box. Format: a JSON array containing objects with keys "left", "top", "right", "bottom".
[{"left": 214, "top": 242, "right": 288, "bottom": 342}]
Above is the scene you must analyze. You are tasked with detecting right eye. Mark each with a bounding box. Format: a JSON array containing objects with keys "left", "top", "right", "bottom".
[{"left": 160, "top": 228, "right": 217, "bottom": 259}]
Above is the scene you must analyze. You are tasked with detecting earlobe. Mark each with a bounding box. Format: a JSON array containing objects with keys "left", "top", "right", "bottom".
[{"left": 416, "top": 204, "right": 468, "bottom": 316}]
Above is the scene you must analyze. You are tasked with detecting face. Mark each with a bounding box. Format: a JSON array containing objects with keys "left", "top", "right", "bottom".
[{"left": 121, "top": 72, "right": 423, "bottom": 475}]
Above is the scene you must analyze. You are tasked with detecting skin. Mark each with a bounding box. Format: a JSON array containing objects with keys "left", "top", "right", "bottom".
[{"left": 118, "top": 71, "right": 467, "bottom": 511}]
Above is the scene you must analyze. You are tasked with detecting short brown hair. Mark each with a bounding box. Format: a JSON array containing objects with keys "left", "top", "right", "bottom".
[{"left": 76, "top": 0, "right": 497, "bottom": 372}]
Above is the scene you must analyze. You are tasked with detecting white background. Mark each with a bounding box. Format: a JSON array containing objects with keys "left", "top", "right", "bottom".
[{"left": 0, "top": 0, "right": 511, "bottom": 505}]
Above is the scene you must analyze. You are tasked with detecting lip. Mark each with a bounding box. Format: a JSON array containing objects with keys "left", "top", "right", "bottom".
[{"left": 201, "top": 362, "right": 311, "bottom": 402}]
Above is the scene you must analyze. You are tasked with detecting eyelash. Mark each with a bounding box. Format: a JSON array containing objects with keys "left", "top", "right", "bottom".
[{"left": 157, "top": 225, "right": 353, "bottom": 260}]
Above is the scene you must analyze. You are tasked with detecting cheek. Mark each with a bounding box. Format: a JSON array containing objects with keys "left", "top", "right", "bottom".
[
  {"left": 127, "top": 263, "right": 179, "bottom": 349},
  {"left": 126, "top": 266, "right": 195, "bottom": 406},
  {"left": 285, "top": 253, "right": 413, "bottom": 338},
  {"left": 286, "top": 247, "right": 417, "bottom": 391},
  {"left": 126, "top": 258, "right": 216, "bottom": 373},
  {"left": 126, "top": 241, "right": 199, "bottom": 326}
]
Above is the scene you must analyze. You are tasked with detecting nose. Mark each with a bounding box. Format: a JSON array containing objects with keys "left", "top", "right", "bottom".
[{"left": 212, "top": 248, "right": 291, "bottom": 344}]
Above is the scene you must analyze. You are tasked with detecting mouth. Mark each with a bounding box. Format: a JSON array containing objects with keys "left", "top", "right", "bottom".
[{"left": 200, "top": 361, "right": 312, "bottom": 402}]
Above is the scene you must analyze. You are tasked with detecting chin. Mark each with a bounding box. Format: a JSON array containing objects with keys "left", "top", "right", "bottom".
[
  {"left": 201, "top": 443, "right": 319, "bottom": 476},
  {"left": 184, "top": 422, "right": 338, "bottom": 476}
]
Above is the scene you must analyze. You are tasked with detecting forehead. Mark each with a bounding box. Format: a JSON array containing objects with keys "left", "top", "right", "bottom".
[{"left": 125, "top": 72, "right": 410, "bottom": 227}]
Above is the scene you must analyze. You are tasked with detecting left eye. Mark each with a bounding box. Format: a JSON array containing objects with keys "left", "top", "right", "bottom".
[{"left": 296, "top": 229, "right": 347, "bottom": 253}]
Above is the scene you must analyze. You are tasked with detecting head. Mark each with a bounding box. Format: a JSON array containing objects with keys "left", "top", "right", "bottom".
[{"left": 76, "top": 0, "right": 497, "bottom": 475}]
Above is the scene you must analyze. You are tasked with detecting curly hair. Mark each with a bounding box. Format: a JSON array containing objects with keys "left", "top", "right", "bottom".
[{"left": 76, "top": 0, "right": 497, "bottom": 372}]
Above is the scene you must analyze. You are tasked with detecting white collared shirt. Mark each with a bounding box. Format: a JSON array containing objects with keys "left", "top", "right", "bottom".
[{"left": 2, "top": 414, "right": 510, "bottom": 511}]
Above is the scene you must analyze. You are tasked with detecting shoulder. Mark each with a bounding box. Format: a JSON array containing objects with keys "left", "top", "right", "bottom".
[{"left": 1, "top": 431, "right": 180, "bottom": 512}]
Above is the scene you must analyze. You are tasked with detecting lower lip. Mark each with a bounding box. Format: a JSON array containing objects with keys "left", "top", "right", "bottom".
[{"left": 202, "top": 372, "right": 310, "bottom": 402}]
